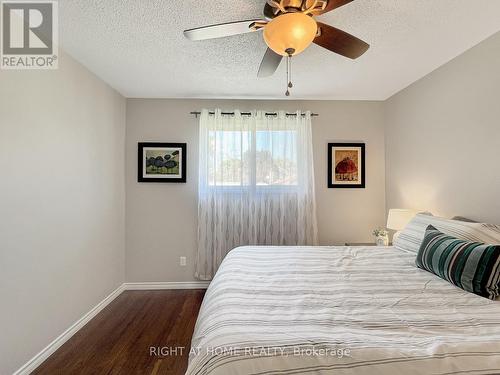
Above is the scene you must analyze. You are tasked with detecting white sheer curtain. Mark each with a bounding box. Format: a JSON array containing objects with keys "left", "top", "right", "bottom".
[{"left": 196, "top": 109, "right": 318, "bottom": 280}]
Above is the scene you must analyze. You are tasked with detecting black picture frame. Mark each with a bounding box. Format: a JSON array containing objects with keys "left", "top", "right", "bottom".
[
  {"left": 138, "top": 142, "right": 187, "bottom": 183},
  {"left": 328, "top": 143, "right": 365, "bottom": 189}
]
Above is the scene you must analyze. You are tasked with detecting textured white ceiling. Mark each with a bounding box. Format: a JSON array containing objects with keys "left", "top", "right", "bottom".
[{"left": 60, "top": 0, "right": 500, "bottom": 100}]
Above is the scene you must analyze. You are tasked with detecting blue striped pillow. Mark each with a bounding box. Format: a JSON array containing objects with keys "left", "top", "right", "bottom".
[{"left": 416, "top": 225, "right": 500, "bottom": 300}]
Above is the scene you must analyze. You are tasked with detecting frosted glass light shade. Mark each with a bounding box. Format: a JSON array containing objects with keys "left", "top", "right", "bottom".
[
  {"left": 387, "top": 209, "right": 416, "bottom": 231},
  {"left": 263, "top": 13, "right": 317, "bottom": 56}
]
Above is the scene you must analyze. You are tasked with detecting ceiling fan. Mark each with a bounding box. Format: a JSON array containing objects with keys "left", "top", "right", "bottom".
[{"left": 183, "top": 0, "right": 369, "bottom": 95}]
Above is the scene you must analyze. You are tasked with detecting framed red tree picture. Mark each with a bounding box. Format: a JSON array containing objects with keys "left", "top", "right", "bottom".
[{"left": 328, "top": 143, "right": 365, "bottom": 188}]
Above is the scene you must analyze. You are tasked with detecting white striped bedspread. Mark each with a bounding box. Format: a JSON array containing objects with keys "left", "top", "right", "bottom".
[{"left": 186, "top": 246, "right": 500, "bottom": 375}]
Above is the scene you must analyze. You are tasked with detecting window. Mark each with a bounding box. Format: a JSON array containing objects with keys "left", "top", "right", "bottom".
[{"left": 207, "top": 129, "right": 298, "bottom": 187}]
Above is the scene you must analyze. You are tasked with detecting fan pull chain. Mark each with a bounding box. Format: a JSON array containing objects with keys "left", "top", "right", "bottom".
[
  {"left": 284, "top": 48, "right": 295, "bottom": 97},
  {"left": 285, "top": 54, "right": 293, "bottom": 96}
]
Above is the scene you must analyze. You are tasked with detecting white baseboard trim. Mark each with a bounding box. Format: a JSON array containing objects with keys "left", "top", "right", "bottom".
[
  {"left": 14, "top": 281, "right": 209, "bottom": 375},
  {"left": 13, "top": 283, "right": 126, "bottom": 375},
  {"left": 124, "top": 281, "right": 210, "bottom": 290}
]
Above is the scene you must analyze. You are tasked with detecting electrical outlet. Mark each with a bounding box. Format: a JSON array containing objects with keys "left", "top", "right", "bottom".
[{"left": 179, "top": 256, "right": 187, "bottom": 267}]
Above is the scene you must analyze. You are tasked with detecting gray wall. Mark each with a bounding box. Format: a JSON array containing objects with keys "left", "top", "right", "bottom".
[
  {"left": 385, "top": 32, "right": 500, "bottom": 224},
  {"left": 0, "top": 52, "right": 126, "bottom": 374},
  {"left": 126, "top": 99, "right": 386, "bottom": 282}
]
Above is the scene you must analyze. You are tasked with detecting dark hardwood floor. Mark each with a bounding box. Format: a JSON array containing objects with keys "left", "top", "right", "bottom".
[{"left": 33, "top": 290, "right": 205, "bottom": 375}]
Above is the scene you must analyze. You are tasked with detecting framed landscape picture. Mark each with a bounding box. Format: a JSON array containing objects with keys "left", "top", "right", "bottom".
[
  {"left": 138, "top": 142, "right": 186, "bottom": 183},
  {"left": 328, "top": 143, "right": 365, "bottom": 188}
]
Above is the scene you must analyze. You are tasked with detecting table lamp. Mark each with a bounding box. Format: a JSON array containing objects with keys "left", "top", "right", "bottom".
[{"left": 387, "top": 209, "right": 416, "bottom": 243}]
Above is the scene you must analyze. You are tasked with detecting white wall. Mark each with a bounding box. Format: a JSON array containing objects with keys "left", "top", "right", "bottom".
[
  {"left": 126, "top": 99, "right": 386, "bottom": 282},
  {"left": 0, "top": 51, "right": 126, "bottom": 374},
  {"left": 385, "top": 31, "right": 500, "bottom": 224}
]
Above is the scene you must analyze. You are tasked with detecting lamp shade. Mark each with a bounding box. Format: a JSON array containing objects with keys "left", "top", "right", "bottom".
[
  {"left": 387, "top": 209, "right": 416, "bottom": 231},
  {"left": 263, "top": 13, "right": 317, "bottom": 56}
]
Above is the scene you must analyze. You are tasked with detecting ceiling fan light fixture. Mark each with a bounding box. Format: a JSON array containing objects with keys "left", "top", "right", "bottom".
[{"left": 263, "top": 12, "right": 317, "bottom": 56}]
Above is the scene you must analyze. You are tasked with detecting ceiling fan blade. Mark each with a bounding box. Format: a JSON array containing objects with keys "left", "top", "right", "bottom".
[
  {"left": 184, "top": 19, "right": 265, "bottom": 41},
  {"left": 258, "top": 48, "right": 283, "bottom": 77},
  {"left": 314, "top": 22, "right": 369, "bottom": 59},
  {"left": 312, "top": 0, "right": 354, "bottom": 15}
]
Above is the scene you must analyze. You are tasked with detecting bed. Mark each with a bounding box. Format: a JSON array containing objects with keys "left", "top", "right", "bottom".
[{"left": 186, "top": 246, "right": 500, "bottom": 375}]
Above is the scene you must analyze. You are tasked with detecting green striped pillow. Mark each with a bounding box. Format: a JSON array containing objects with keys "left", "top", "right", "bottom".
[{"left": 416, "top": 225, "right": 500, "bottom": 300}]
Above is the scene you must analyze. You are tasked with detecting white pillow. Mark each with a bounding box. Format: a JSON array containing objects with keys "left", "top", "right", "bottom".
[{"left": 394, "top": 214, "right": 500, "bottom": 253}]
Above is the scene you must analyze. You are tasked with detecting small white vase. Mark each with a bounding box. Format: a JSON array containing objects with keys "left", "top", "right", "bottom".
[{"left": 376, "top": 235, "right": 389, "bottom": 246}]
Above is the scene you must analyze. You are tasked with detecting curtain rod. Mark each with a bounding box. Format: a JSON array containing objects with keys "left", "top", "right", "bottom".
[{"left": 190, "top": 111, "right": 318, "bottom": 119}]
